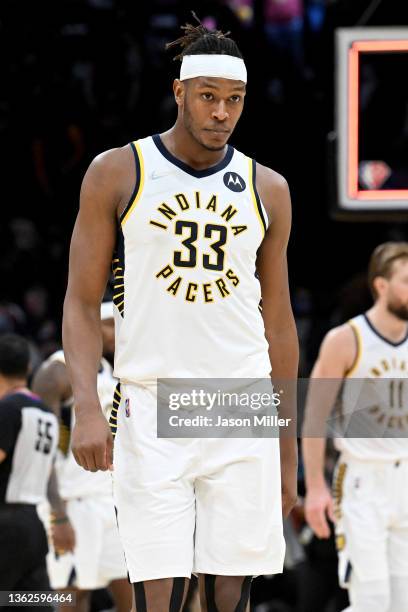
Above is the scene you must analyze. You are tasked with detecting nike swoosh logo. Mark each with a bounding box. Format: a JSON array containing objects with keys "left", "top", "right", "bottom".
[{"left": 150, "top": 170, "right": 173, "bottom": 180}]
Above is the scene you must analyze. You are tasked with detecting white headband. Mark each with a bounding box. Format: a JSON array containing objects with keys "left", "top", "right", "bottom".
[
  {"left": 180, "top": 54, "right": 247, "bottom": 83},
  {"left": 101, "top": 301, "right": 114, "bottom": 321}
]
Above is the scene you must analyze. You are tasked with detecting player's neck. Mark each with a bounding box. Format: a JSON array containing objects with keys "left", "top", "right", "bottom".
[
  {"left": 0, "top": 376, "right": 28, "bottom": 400},
  {"left": 161, "top": 123, "right": 228, "bottom": 170},
  {"left": 365, "top": 305, "right": 408, "bottom": 343}
]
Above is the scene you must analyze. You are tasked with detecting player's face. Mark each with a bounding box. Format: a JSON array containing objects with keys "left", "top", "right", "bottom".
[
  {"left": 385, "top": 259, "right": 408, "bottom": 320},
  {"left": 182, "top": 77, "right": 245, "bottom": 151},
  {"left": 101, "top": 318, "right": 115, "bottom": 357}
]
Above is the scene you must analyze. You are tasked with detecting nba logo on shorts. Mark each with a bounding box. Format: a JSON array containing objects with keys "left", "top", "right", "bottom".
[{"left": 125, "top": 398, "right": 130, "bottom": 418}]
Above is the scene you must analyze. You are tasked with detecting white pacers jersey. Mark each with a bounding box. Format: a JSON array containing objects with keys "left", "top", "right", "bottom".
[
  {"left": 336, "top": 314, "right": 408, "bottom": 460},
  {"left": 113, "top": 134, "right": 271, "bottom": 382},
  {"left": 47, "top": 351, "right": 117, "bottom": 499}
]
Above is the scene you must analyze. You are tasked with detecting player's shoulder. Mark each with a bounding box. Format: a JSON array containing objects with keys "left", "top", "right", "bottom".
[
  {"left": 39, "top": 350, "right": 67, "bottom": 374},
  {"left": 32, "top": 350, "right": 71, "bottom": 396},
  {"left": 0, "top": 392, "right": 46, "bottom": 414},
  {"left": 235, "top": 146, "right": 287, "bottom": 190},
  {"left": 0, "top": 391, "right": 26, "bottom": 408},
  {"left": 319, "top": 322, "right": 357, "bottom": 358},
  {"left": 0, "top": 393, "right": 21, "bottom": 412},
  {"left": 252, "top": 161, "right": 290, "bottom": 226},
  {"left": 81, "top": 143, "right": 137, "bottom": 208},
  {"left": 0, "top": 394, "right": 24, "bottom": 444},
  {"left": 312, "top": 322, "right": 358, "bottom": 376},
  {"left": 255, "top": 161, "right": 288, "bottom": 193},
  {"left": 89, "top": 143, "right": 135, "bottom": 177},
  {"left": 45, "top": 349, "right": 66, "bottom": 364},
  {"left": 255, "top": 161, "right": 289, "bottom": 206}
]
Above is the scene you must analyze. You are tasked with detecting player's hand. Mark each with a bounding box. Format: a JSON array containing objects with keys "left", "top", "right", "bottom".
[
  {"left": 304, "top": 485, "right": 335, "bottom": 539},
  {"left": 72, "top": 409, "right": 113, "bottom": 472},
  {"left": 51, "top": 519, "right": 76, "bottom": 554}
]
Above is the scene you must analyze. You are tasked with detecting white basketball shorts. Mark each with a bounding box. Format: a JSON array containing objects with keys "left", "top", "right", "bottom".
[
  {"left": 333, "top": 455, "right": 408, "bottom": 587},
  {"left": 112, "top": 382, "right": 285, "bottom": 583},
  {"left": 44, "top": 496, "right": 128, "bottom": 590}
]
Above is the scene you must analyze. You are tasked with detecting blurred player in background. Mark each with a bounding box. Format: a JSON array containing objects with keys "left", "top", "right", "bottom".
[
  {"left": 33, "top": 303, "right": 131, "bottom": 612},
  {"left": 303, "top": 242, "right": 408, "bottom": 612},
  {"left": 0, "top": 334, "right": 58, "bottom": 601}
]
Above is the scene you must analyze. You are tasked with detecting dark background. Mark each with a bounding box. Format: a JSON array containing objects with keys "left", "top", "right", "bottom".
[{"left": 1, "top": 0, "right": 407, "bottom": 370}]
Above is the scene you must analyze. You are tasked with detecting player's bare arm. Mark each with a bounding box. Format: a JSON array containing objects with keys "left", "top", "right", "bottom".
[
  {"left": 46, "top": 466, "right": 76, "bottom": 553},
  {"left": 62, "top": 145, "right": 134, "bottom": 472},
  {"left": 302, "top": 324, "right": 357, "bottom": 538},
  {"left": 256, "top": 164, "right": 299, "bottom": 518}
]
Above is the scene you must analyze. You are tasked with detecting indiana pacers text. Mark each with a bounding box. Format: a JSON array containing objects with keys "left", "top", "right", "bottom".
[{"left": 150, "top": 191, "right": 248, "bottom": 303}]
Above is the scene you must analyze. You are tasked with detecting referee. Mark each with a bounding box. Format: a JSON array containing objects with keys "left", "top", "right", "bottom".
[{"left": 0, "top": 334, "right": 58, "bottom": 598}]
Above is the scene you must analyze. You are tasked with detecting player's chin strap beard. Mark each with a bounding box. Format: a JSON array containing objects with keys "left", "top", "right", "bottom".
[{"left": 204, "top": 575, "right": 253, "bottom": 612}]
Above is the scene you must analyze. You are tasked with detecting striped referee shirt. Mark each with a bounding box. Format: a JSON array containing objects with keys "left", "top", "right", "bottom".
[{"left": 0, "top": 391, "right": 58, "bottom": 504}]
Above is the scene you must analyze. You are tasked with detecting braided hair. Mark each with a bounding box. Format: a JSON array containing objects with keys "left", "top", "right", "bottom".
[{"left": 166, "top": 12, "right": 243, "bottom": 62}]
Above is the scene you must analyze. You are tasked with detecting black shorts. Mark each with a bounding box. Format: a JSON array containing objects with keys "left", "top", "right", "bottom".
[{"left": 0, "top": 503, "right": 50, "bottom": 597}]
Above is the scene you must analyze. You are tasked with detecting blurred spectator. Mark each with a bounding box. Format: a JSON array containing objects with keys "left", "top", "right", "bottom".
[
  {"left": 30, "top": 71, "right": 87, "bottom": 225},
  {"left": 0, "top": 220, "right": 47, "bottom": 302},
  {"left": 22, "top": 286, "right": 59, "bottom": 358},
  {"left": 264, "top": 0, "right": 305, "bottom": 70},
  {"left": 226, "top": 0, "right": 254, "bottom": 27},
  {"left": 305, "top": 0, "right": 326, "bottom": 33},
  {"left": 0, "top": 303, "right": 27, "bottom": 335}
]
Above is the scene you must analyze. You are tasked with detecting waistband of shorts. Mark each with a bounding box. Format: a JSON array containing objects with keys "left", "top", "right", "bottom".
[
  {"left": 119, "top": 378, "right": 157, "bottom": 389},
  {"left": 340, "top": 451, "right": 408, "bottom": 465}
]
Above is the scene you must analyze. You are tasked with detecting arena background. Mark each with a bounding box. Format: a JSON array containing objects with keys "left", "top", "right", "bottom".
[{"left": 0, "top": 1, "right": 407, "bottom": 610}]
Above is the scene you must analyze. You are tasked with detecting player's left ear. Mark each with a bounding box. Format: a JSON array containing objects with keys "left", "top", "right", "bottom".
[
  {"left": 373, "top": 276, "right": 388, "bottom": 298},
  {"left": 173, "top": 79, "right": 185, "bottom": 106}
]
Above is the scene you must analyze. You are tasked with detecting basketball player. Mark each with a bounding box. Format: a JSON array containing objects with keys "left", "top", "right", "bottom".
[
  {"left": 32, "top": 303, "right": 132, "bottom": 612},
  {"left": 302, "top": 242, "right": 408, "bottom": 612},
  {"left": 63, "top": 18, "right": 298, "bottom": 612},
  {"left": 0, "top": 333, "right": 58, "bottom": 599}
]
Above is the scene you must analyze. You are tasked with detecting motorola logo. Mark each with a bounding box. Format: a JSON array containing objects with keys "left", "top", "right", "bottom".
[{"left": 223, "top": 172, "right": 246, "bottom": 192}]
